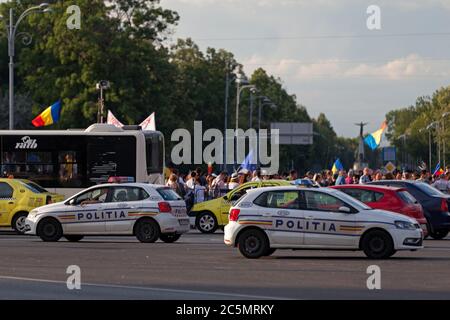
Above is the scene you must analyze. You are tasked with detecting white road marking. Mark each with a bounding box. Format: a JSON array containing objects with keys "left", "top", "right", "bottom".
[{"left": 0, "top": 275, "right": 292, "bottom": 300}]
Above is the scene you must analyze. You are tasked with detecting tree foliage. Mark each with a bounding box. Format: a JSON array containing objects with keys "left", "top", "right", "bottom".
[
  {"left": 386, "top": 86, "right": 450, "bottom": 168},
  {"left": 0, "top": 0, "right": 359, "bottom": 173}
]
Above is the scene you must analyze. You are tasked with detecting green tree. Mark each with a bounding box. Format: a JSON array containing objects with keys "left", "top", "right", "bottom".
[
  {"left": 385, "top": 86, "right": 450, "bottom": 169},
  {"left": 0, "top": 0, "right": 178, "bottom": 134}
]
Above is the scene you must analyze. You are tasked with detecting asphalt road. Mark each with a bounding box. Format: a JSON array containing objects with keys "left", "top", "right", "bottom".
[{"left": 0, "top": 230, "right": 450, "bottom": 300}]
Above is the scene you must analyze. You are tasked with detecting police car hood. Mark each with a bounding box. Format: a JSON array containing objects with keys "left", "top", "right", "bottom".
[
  {"left": 368, "top": 208, "right": 417, "bottom": 224},
  {"left": 33, "top": 202, "right": 65, "bottom": 213}
]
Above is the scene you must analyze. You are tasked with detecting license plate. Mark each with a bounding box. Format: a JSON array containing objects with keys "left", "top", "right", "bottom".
[
  {"left": 174, "top": 208, "right": 187, "bottom": 215},
  {"left": 179, "top": 219, "right": 189, "bottom": 225}
]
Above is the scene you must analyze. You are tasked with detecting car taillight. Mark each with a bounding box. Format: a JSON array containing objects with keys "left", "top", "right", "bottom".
[
  {"left": 158, "top": 202, "right": 172, "bottom": 213},
  {"left": 46, "top": 196, "right": 52, "bottom": 205},
  {"left": 441, "top": 198, "right": 449, "bottom": 212},
  {"left": 229, "top": 208, "right": 240, "bottom": 221}
]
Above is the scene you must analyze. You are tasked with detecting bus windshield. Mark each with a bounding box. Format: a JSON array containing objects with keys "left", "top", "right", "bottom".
[{"left": 145, "top": 132, "right": 164, "bottom": 175}]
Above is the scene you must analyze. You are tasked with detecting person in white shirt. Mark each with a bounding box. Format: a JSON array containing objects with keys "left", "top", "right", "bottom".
[
  {"left": 185, "top": 171, "right": 197, "bottom": 190},
  {"left": 432, "top": 174, "right": 450, "bottom": 194},
  {"left": 228, "top": 173, "right": 240, "bottom": 190},
  {"left": 251, "top": 170, "right": 261, "bottom": 182},
  {"left": 211, "top": 172, "right": 226, "bottom": 197}
]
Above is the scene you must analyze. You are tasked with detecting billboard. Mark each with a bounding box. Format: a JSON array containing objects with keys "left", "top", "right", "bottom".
[
  {"left": 382, "top": 147, "right": 396, "bottom": 162},
  {"left": 270, "top": 122, "right": 314, "bottom": 145}
]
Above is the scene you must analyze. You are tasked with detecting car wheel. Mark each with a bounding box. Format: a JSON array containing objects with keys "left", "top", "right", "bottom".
[
  {"left": 64, "top": 235, "right": 84, "bottom": 242},
  {"left": 12, "top": 212, "right": 28, "bottom": 235},
  {"left": 237, "top": 229, "right": 269, "bottom": 259},
  {"left": 37, "top": 218, "right": 63, "bottom": 242},
  {"left": 424, "top": 223, "right": 433, "bottom": 240},
  {"left": 134, "top": 219, "right": 160, "bottom": 243},
  {"left": 429, "top": 229, "right": 449, "bottom": 240},
  {"left": 160, "top": 233, "right": 181, "bottom": 243},
  {"left": 196, "top": 212, "right": 218, "bottom": 234},
  {"left": 361, "top": 230, "right": 396, "bottom": 259}
]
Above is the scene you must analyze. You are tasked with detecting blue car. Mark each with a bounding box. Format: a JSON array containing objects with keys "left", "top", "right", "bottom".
[{"left": 369, "top": 180, "right": 450, "bottom": 239}]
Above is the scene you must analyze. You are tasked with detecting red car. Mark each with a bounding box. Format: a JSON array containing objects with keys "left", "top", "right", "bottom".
[{"left": 331, "top": 184, "right": 428, "bottom": 236}]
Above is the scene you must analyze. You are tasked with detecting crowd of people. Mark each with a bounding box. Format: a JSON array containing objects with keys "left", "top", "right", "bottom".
[
  {"left": 165, "top": 167, "right": 298, "bottom": 207},
  {"left": 165, "top": 165, "right": 450, "bottom": 209}
]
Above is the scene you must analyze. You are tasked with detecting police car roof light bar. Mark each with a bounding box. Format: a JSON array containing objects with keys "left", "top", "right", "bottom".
[{"left": 107, "top": 176, "right": 135, "bottom": 184}]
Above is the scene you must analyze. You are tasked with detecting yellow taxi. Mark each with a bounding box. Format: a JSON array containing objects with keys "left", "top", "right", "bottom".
[
  {"left": 189, "top": 180, "right": 291, "bottom": 233},
  {"left": 0, "top": 178, "right": 65, "bottom": 234}
]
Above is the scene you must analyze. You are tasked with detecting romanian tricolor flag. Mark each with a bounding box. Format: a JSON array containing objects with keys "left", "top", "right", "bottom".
[
  {"left": 364, "top": 121, "right": 387, "bottom": 150},
  {"left": 433, "top": 163, "right": 445, "bottom": 176},
  {"left": 32, "top": 101, "right": 62, "bottom": 127}
]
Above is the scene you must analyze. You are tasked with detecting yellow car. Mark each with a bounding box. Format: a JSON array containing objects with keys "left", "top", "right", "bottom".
[
  {"left": 0, "top": 179, "right": 65, "bottom": 234},
  {"left": 189, "top": 180, "right": 292, "bottom": 233}
]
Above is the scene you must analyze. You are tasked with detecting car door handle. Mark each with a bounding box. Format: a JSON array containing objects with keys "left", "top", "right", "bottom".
[
  {"left": 277, "top": 210, "right": 290, "bottom": 216},
  {"left": 305, "top": 216, "right": 315, "bottom": 220},
  {"left": 8, "top": 202, "right": 14, "bottom": 205},
  {"left": 262, "top": 212, "right": 272, "bottom": 217}
]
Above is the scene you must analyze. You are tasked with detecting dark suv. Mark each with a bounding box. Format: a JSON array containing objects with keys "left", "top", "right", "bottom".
[{"left": 369, "top": 180, "right": 450, "bottom": 239}]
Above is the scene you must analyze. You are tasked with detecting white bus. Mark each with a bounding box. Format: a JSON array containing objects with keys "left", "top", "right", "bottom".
[{"left": 0, "top": 124, "right": 165, "bottom": 198}]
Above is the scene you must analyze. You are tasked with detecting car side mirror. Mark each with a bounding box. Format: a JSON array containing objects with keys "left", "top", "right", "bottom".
[
  {"left": 223, "top": 195, "right": 228, "bottom": 201},
  {"left": 68, "top": 199, "right": 76, "bottom": 206},
  {"left": 338, "top": 206, "right": 352, "bottom": 213}
]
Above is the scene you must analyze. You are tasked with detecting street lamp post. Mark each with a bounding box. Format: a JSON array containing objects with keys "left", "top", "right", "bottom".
[
  {"left": 257, "top": 97, "right": 276, "bottom": 166},
  {"left": 422, "top": 121, "right": 438, "bottom": 171},
  {"left": 398, "top": 134, "right": 407, "bottom": 169},
  {"left": 258, "top": 97, "right": 275, "bottom": 130},
  {"left": 249, "top": 92, "right": 254, "bottom": 129},
  {"left": 442, "top": 112, "right": 450, "bottom": 168},
  {"left": 223, "top": 63, "right": 237, "bottom": 172},
  {"left": 234, "top": 74, "right": 255, "bottom": 167},
  {"left": 4, "top": 3, "right": 51, "bottom": 130}
]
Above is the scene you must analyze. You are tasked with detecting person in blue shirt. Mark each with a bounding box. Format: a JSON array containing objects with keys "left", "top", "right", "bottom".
[
  {"left": 335, "top": 170, "right": 347, "bottom": 185},
  {"left": 359, "top": 167, "right": 372, "bottom": 184}
]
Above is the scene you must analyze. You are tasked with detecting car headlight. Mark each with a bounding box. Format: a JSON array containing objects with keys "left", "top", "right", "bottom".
[
  {"left": 29, "top": 210, "right": 42, "bottom": 218},
  {"left": 395, "top": 220, "right": 416, "bottom": 230}
]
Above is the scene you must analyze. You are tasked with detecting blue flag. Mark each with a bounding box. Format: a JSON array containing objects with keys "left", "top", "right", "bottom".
[
  {"left": 331, "top": 158, "right": 344, "bottom": 174},
  {"left": 241, "top": 150, "right": 257, "bottom": 172}
]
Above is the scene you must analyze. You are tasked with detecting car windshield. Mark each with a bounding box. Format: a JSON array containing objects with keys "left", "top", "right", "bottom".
[
  {"left": 326, "top": 188, "right": 372, "bottom": 210},
  {"left": 415, "top": 182, "right": 446, "bottom": 197},
  {"left": 19, "top": 181, "right": 48, "bottom": 194}
]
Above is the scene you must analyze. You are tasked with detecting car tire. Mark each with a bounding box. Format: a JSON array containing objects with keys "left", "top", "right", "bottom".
[
  {"left": 134, "top": 219, "right": 160, "bottom": 243},
  {"left": 429, "top": 229, "right": 449, "bottom": 240},
  {"left": 361, "top": 230, "right": 396, "bottom": 259},
  {"left": 64, "top": 235, "right": 84, "bottom": 242},
  {"left": 160, "top": 233, "right": 181, "bottom": 243},
  {"left": 237, "top": 229, "right": 269, "bottom": 259},
  {"left": 424, "top": 223, "right": 433, "bottom": 240},
  {"left": 264, "top": 248, "right": 277, "bottom": 256},
  {"left": 37, "top": 218, "right": 63, "bottom": 242},
  {"left": 196, "top": 212, "right": 218, "bottom": 234},
  {"left": 11, "top": 212, "right": 29, "bottom": 235}
]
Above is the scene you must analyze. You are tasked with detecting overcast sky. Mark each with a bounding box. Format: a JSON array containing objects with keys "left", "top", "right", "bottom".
[{"left": 163, "top": 0, "right": 450, "bottom": 137}]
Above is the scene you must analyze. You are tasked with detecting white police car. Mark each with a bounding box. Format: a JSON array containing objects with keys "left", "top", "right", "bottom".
[
  {"left": 25, "top": 182, "right": 190, "bottom": 243},
  {"left": 224, "top": 186, "right": 423, "bottom": 259}
]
